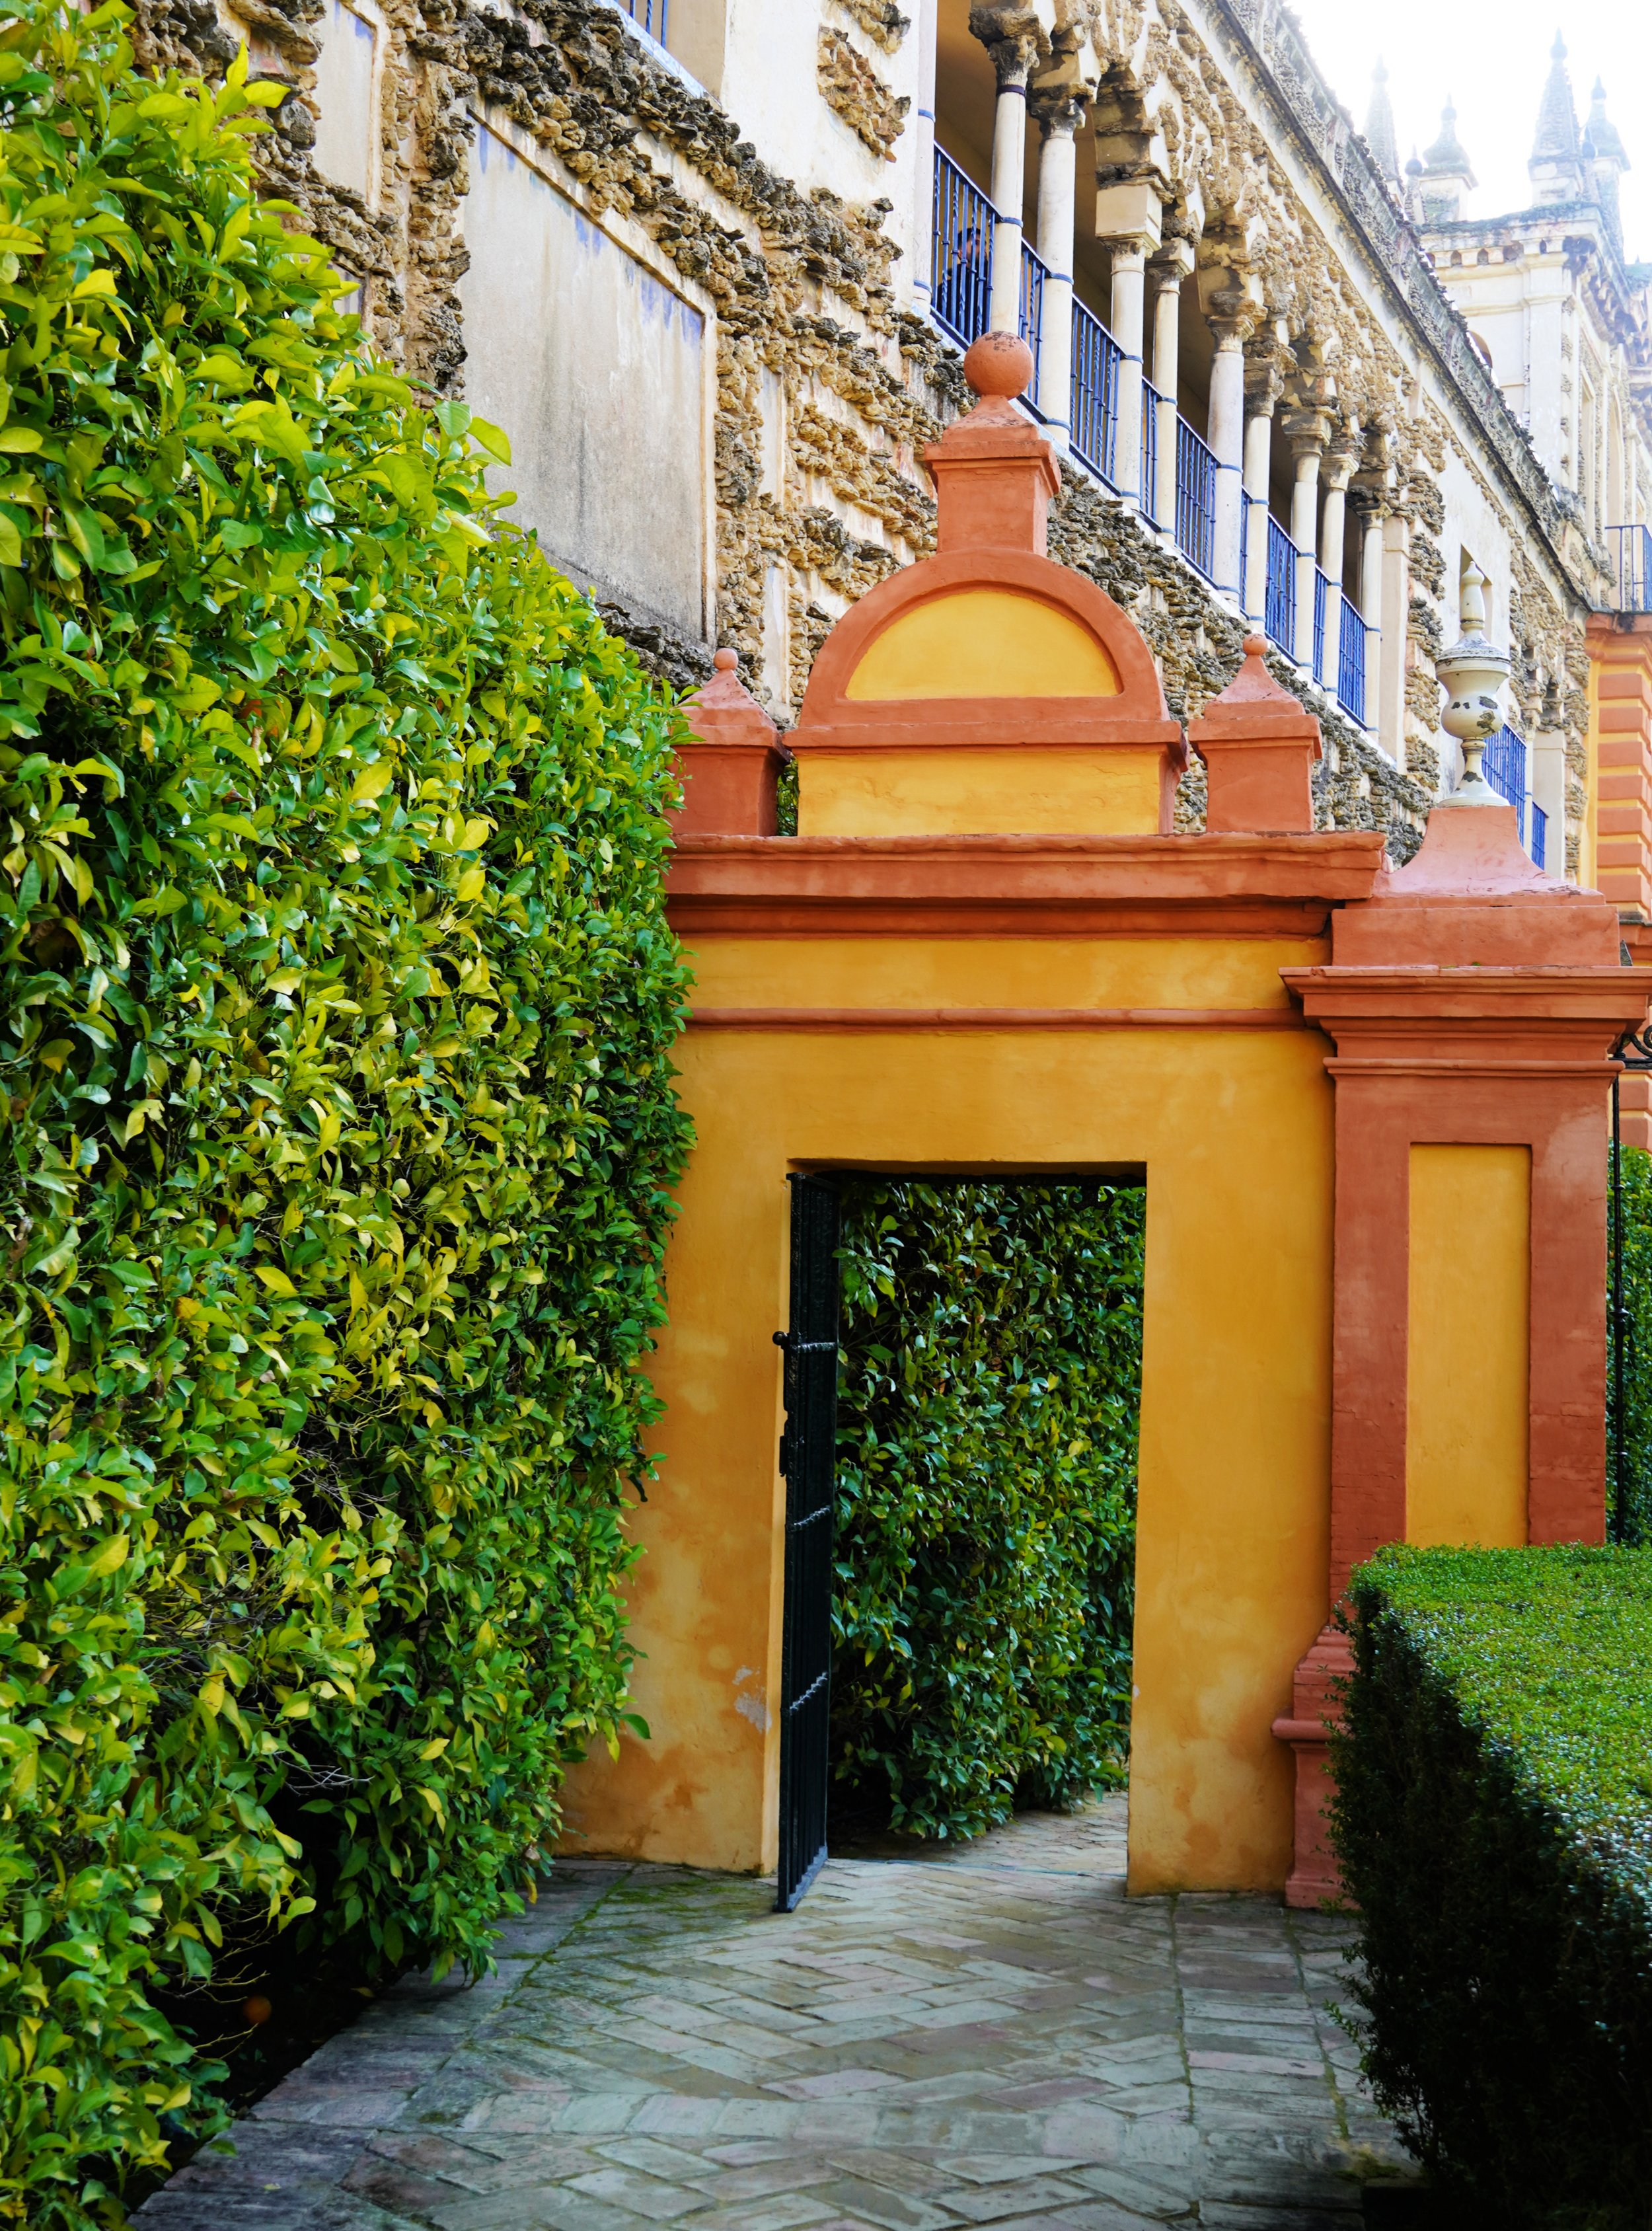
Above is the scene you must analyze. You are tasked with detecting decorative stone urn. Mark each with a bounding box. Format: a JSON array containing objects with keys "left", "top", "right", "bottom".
[{"left": 1435, "top": 560, "right": 1512, "bottom": 803}]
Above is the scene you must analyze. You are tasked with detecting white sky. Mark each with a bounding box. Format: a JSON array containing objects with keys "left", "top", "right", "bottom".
[{"left": 1283, "top": 0, "right": 1652, "bottom": 266}]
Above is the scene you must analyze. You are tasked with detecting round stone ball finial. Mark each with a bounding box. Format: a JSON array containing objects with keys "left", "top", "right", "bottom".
[
  {"left": 1243, "top": 632, "right": 1268, "bottom": 659},
  {"left": 713, "top": 647, "right": 739, "bottom": 672},
  {"left": 963, "top": 330, "right": 1033, "bottom": 401}
]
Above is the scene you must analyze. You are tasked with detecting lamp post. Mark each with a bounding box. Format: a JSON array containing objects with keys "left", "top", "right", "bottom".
[{"left": 1435, "top": 560, "right": 1511, "bottom": 801}]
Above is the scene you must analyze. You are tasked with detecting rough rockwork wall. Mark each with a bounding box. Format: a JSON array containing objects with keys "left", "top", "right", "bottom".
[{"left": 131, "top": 0, "right": 1533, "bottom": 857}]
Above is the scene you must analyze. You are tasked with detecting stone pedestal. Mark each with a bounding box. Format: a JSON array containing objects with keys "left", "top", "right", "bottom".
[{"left": 1271, "top": 1622, "right": 1355, "bottom": 1909}]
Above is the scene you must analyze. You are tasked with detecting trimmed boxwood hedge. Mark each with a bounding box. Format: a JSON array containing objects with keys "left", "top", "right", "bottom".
[
  {"left": 831, "top": 1178, "right": 1143, "bottom": 1841},
  {"left": 0, "top": 6, "right": 690, "bottom": 2223},
  {"left": 1333, "top": 1544, "right": 1652, "bottom": 2230}
]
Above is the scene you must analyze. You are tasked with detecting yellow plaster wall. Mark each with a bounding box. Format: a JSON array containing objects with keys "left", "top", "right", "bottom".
[
  {"left": 796, "top": 745, "right": 1167, "bottom": 837},
  {"left": 689, "top": 936, "right": 1310, "bottom": 1012},
  {"left": 556, "top": 932, "right": 1336, "bottom": 1896},
  {"left": 844, "top": 587, "right": 1122, "bottom": 700},
  {"left": 1406, "top": 1144, "right": 1531, "bottom": 1548}
]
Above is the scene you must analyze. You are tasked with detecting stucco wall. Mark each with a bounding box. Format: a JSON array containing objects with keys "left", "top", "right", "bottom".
[
  {"left": 555, "top": 928, "right": 1337, "bottom": 1895},
  {"left": 459, "top": 118, "right": 711, "bottom": 637}
]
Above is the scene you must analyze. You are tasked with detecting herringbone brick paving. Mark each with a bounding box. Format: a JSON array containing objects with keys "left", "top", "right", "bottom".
[{"left": 139, "top": 1797, "right": 1420, "bottom": 2231}]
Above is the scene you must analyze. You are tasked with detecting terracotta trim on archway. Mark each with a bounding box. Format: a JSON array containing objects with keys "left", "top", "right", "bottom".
[{"left": 792, "top": 548, "right": 1183, "bottom": 757}]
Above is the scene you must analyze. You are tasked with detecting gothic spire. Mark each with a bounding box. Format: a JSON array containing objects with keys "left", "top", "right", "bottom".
[
  {"left": 1421, "top": 100, "right": 1475, "bottom": 186},
  {"left": 1528, "top": 31, "right": 1583, "bottom": 201},
  {"left": 1586, "top": 77, "right": 1629, "bottom": 172},
  {"left": 1365, "top": 59, "right": 1400, "bottom": 186},
  {"left": 1419, "top": 100, "right": 1475, "bottom": 219}
]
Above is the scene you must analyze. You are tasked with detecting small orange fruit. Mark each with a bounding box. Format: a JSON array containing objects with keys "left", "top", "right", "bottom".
[{"left": 243, "top": 1995, "right": 273, "bottom": 2027}]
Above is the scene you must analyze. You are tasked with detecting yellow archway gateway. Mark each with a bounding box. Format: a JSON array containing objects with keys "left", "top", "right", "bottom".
[{"left": 556, "top": 336, "right": 1644, "bottom": 1901}]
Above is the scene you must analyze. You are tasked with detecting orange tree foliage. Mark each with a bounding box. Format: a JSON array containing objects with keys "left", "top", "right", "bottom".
[{"left": 0, "top": 6, "right": 690, "bottom": 2221}]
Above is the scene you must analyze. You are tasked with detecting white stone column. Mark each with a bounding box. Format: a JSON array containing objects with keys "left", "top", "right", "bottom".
[
  {"left": 1242, "top": 354, "right": 1280, "bottom": 626},
  {"left": 1032, "top": 89, "right": 1084, "bottom": 452},
  {"left": 1286, "top": 420, "right": 1325, "bottom": 670},
  {"left": 985, "top": 39, "right": 1035, "bottom": 337},
  {"left": 1208, "top": 317, "right": 1248, "bottom": 597},
  {"left": 1347, "top": 501, "right": 1384, "bottom": 734},
  {"left": 1108, "top": 243, "right": 1148, "bottom": 506},
  {"left": 1095, "top": 181, "right": 1162, "bottom": 510},
  {"left": 1318, "top": 449, "right": 1353, "bottom": 692},
  {"left": 1149, "top": 256, "right": 1185, "bottom": 531},
  {"left": 911, "top": 0, "right": 938, "bottom": 311},
  {"left": 1379, "top": 510, "right": 1411, "bottom": 765}
]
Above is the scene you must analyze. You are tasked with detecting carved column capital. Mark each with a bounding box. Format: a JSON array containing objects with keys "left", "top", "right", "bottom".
[
  {"left": 1207, "top": 291, "right": 1263, "bottom": 353},
  {"left": 1030, "top": 82, "right": 1088, "bottom": 139},
  {"left": 1281, "top": 406, "right": 1332, "bottom": 461},
  {"left": 969, "top": 3, "right": 1047, "bottom": 87},
  {"left": 1148, "top": 235, "right": 1197, "bottom": 290},
  {"left": 1244, "top": 354, "right": 1286, "bottom": 416}
]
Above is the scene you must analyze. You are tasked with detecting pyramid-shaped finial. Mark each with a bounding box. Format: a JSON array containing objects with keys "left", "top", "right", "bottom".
[
  {"left": 1365, "top": 58, "right": 1400, "bottom": 186},
  {"left": 1530, "top": 32, "right": 1583, "bottom": 199}
]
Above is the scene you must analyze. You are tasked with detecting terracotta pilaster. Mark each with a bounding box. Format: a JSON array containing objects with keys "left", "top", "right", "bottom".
[
  {"left": 1589, "top": 614, "right": 1652, "bottom": 1145},
  {"left": 672, "top": 650, "right": 792, "bottom": 837},
  {"left": 1272, "top": 798, "right": 1651, "bottom": 1907}
]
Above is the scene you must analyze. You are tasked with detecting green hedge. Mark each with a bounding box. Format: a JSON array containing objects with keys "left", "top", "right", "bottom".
[
  {"left": 1611, "top": 1143, "right": 1652, "bottom": 1544},
  {"left": 0, "top": 7, "right": 689, "bottom": 2223},
  {"left": 831, "top": 1179, "right": 1143, "bottom": 1840},
  {"left": 1334, "top": 1544, "right": 1652, "bottom": 2229}
]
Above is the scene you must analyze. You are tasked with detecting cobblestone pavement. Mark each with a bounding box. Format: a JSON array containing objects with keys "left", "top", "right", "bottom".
[{"left": 141, "top": 1798, "right": 1421, "bottom": 2231}]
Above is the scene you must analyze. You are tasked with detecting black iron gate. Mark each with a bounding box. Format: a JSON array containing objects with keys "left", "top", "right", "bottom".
[
  {"left": 774, "top": 1172, "right": 841, "bottom": 1911},
  {"left": 1610, "top": 1020, "right": 1652, "bottom": 1542}
]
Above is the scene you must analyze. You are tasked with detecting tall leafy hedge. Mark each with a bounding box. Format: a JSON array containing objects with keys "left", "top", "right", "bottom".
[
  {"left": 831, "top": 1180, "right": 1143, "bottom": 1840},
  {"left": 1610, "top": 1143, "right": 1652, "bottom": 1544},
  {"left": 1333, "top": 1545, "right": 1652, "bottom": 2229},
  {"left": 0, "top": 7, "right": 690, "bottom": 2223}
]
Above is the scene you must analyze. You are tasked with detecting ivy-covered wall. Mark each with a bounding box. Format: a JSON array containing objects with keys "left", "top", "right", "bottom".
[{"left": 831, "top": 1179, "right": 1145, "bottom": 1842}]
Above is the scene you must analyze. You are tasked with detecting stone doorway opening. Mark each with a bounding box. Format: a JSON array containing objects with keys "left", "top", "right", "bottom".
[{"left": 814, "top": 1172, "right": 1146, "bottom": 1865}]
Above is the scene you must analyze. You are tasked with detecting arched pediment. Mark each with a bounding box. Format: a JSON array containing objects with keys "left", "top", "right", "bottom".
[{"left": 796, "top": 548, "right": 1176, "bottom": 749}]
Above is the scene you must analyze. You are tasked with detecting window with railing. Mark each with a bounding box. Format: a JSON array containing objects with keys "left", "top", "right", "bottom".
[
  {"left": 620, "top": 0, "right": 667, "bottom": 38},
  {"left": 1337, "top": 596, "right": 1371, "bottom": 726},
  {"left": 1265, "top": 517, "right": 1297, "bottom": 655},
  {"left": 932, "top": 148, "right": 993, "bottom": 352},
  {"left": 1018, "top": 241, "right": 1047, "bottom": 417},
  {"left": 1140, "top": 377, "right": 1163, "bottom": 523},
  {"left": 1176, "top": 418, "right": 1217, "bottom": 581},
  {"left": 1312, "top": 568, "right": 1331, "bottom": 685},
  {"left": 1531, "top": 800, "right": 1548, "bottom": 870},
  {"left": 1070, "top": 298, "right": 1120, "bottom": 486},
  {"left": 1606, "top": 525, "right": 1652, "bottom": 614},
  {"left": 1484, "top": 722, "right": 1528, "bottom": 847}
]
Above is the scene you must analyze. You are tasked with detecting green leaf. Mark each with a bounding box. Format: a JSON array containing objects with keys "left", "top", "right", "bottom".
[{"left": 59, "top": 502, "right": 106, "bottom": 567}]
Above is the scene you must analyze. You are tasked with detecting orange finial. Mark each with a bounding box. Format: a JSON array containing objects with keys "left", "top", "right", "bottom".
[{"left": 962, "top": 331, "right": 1035, "bottom": 405}]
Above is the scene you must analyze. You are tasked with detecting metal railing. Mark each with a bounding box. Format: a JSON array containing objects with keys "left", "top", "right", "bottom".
[
  {"left": 1312, "top": 568, "right": 1330, "bottom": 684},
  {"left": 1337, "top": 595, "right": 1371, "bottom": 726},
  {"left": 1265, "top": 517, "right": 1297, "bottom": 654},
  {"left": 619, "top": 0, "right": 667, "bottom": 37},
  {"left": 1484, "top": 722, "right": 1528, "bottom": 846},
  {"left": 1018, "top": 241, "right": 1047, "bottom": 416},
  {"left": 1176, "top": 417, "right": 1217, "bottom": 581},
  {"left": 1532, "top": 801, "right": 1548, "bottom": 870},
  {"left": 1606, "top": 525, "right": 1652, "bottom": 613},
  {"left": 1140, "top": 377, "right": 1163, "bottom": 523},
  {"left": 1070, "top": 298, "right": 1120, "bottom": 484},
  {"left": 932, "top": 148, "right": 993, "bottom": 352}
]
